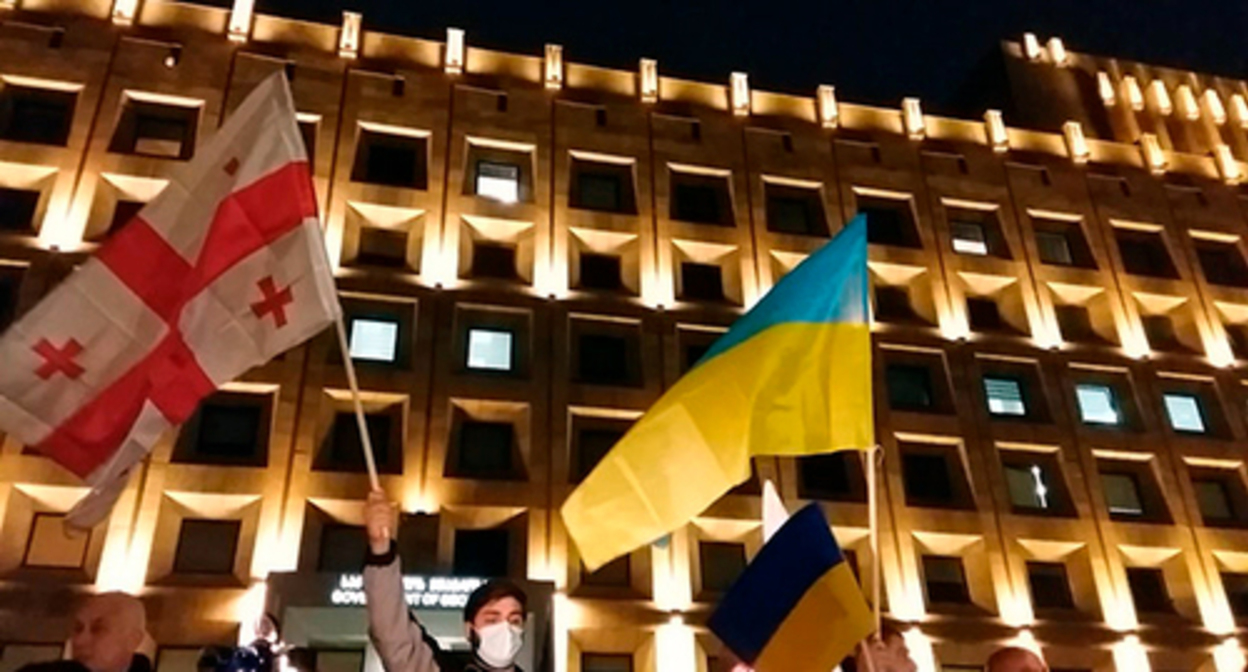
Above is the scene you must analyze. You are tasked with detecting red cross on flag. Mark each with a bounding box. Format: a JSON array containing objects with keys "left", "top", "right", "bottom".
[{"left": 0, "top": 73, "right": 340, "bottom": 529}]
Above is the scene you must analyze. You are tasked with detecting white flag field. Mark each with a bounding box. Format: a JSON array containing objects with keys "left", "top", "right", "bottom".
[{"left": 0, "top": 73, "right": 340, "bottom": 528}]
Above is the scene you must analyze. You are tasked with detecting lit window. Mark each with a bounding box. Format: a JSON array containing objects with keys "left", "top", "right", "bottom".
[
  {"left": 1101, "top": 472, "right": 1144, "bottom": 516},
  {"left": 951, "top": 221, "right": 988, "bottom": 255},
  {"left": 1076, "top": 383, "right": 1120, "bottom": 425},
  {"left": 984, "top": 377, "right": 1026, "bottom": 416},
  {"left": 1005, "top": 464, "right": 1049, "bottom": 510},
  {"left": 467, "top": 328, "right": 514, "bottom": 371},
  {"left": 1163, "top": 393, "right": 1205, "bottom": 433},
  {"left": 349, "top": 318, "right": 399, "bottom": 362},
  {"left": 476, "top": 161, "right": 520, "bottom": 204}
]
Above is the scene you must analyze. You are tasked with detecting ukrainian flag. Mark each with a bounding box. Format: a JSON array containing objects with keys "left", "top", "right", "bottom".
[
  {"left": 708, "top": 503, "right": 872, "bottom": 672},
  {"left": 562, "top": 215, "right": 872, "bottom": 570}
]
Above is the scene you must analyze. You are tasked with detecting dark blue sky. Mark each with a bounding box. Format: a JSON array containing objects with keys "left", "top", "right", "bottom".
[{"left": 228, "top": 0, "right": 1247, "bottom": 116}]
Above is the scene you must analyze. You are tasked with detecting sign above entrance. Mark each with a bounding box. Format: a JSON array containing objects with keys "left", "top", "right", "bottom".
[{"left": 329, "top": 573, "right": 485, "bottom": 609}]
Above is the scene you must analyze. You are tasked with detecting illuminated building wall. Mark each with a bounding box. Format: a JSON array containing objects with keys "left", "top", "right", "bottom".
[{"left": 0, "top": 5, "right": 1246, "bottom": 671}]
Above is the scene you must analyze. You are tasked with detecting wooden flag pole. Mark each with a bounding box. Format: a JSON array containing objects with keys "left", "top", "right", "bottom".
[
  {"left": 866, "top": 444, "right": 882, "bottom": 633},
  {"left": 333, "top": 312, "right": 382, "bottom": 492}
]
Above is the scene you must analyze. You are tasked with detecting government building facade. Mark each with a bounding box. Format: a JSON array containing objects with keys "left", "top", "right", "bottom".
[{"left": 2, "top": 1, "right": 1248, "bottom": 671}]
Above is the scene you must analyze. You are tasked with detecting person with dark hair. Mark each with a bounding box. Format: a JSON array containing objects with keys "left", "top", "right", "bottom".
[
  {"left": 363, "top": 490, "right": 529, "bottom": 672},
  {"left": 838, "top": 621, "right": 916, "bottom": 672}
]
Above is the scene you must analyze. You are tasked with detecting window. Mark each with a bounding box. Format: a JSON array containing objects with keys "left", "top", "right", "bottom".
[
  {"left": 922, "top": 555, "right": 970, "bottom": 605},
  {"left": 0, "top": 85, "right": 76, "bottom": 146},
  {"left": 984, "top": 377, "right": 1026, "bottom": 416},
  {"left": 857, "top": 195, "right": 920, "bottom": 248},
  {"left": 1005, "top": 464, "right": 1051, "bottom": 511},
  {"left": 319, "top": 411, "right": 401, "bottom": 475},
  {"left": 765, "top": 183, "right": 827, "bottom": 237},
  {"left": 873, "top": 285, "right": 925, "bottom": 325},
  {"left": 23, "top": 513, "right": 89, "bottom": 569},
  {"left": 575, "top": 332, "right": 639, "bottom": 386},
  {"left": 467, "top": 328, "right": 514, "bottom": 372},
  {"left": 578, "top": 253, "right": 623, "bottom": 292},
  {"left": 1075, "top": 384, "right": 1120, "bottom": 425},
  {"left": 298, "top": 118, "right": 318, "bottom": 161},
  {"left": 1162, "top": 393, "right": 1205, "bottom": 433},
  {"left": 571, "top": 158, "right": 636, "bottom": 214},
  {"left": 348, "top": 317, "right": 400, "bottom": 363},
  {"left": 966, "top": 297, "right": 1010, "bottom": 333},
  {"left": 582, "top": 555, "right": 631, "bottom": 588},
  {"left": 1141, "top": 315, "right": 1184, "bottom": 353},
  {"left": 798, "top": 452, "right": 863, "bottom": 501},
  {"left": 1101, "top": 472, "right": 1144, "bottom": 517},
  {"left": 679, "top": 262, "right": 725, "bottom": 302},
  {"left": 453, "top": 528, "right": 510, "bottom": 578},
  {"left": 351, "top": 129, "right": 428, "bottom": 189},
  {"left": 110, "top": 100, "right": 199, "bottom": 160},
  {"left": 0, "top": 187, "right": 40, "bottom": 233},
  {"left": 0, "top": 266, "right": 22, "bottom": 330},
  {"left": 582, "top": 654, "right": 633, "bottom": 672},
  {"left": 1223, "top": 572, "right": 1248, "bottom": 618},
  {"left": 1194, "top": 479, "right": 1234, "bottom": 524},
  {"left": 311, "top": 650, "right": 365, "bottom": 672},
  {"left": 449, "top": 419, "right": 522, "bottom": 481},
  {"left": 2, "top": 645, "right": 67, "bottom": 672},
  {"left": 947, "top": 208, "right": 1008, "bottom": 258},
  {"left": 471, "top": 242, "right": 519, "bottom": 280},
  {"left": 1027, "top": 562, "right": 1075, "bottom": 610},
  {"left": 572, "top": 427, "right": 625, "bottom": 484},
  {"left": 886, "top": 363, "right": 935, "bottom": 411},
  {"left": 951, "top": 221, "right": 988, "bottom": 255},
  {"left": 173, "top": 519, "right": 240, "bottom": 575},
  {"left": 1000, "top": 451, "right": 1072, "bottom": 516},
  {"left": 356, "top": 226, "right": 408, "bottom": 268},
  {"left": 317, "top": 523, "right": 368, "bottom": 573},
  {"left": 671, "top": 171, "right": 733, "bottom": 226},
  {"left": 1195, "top": 240, "right": 1248, "bottom": 288},
  {"left": 108, "top": 200, "right": 145, "bottom": 238},
  {"left": 1035, "top": 230, "right": 1074, "bottom": 265},
  {"left": 475, "top": 161, "right": 520, "bottom": 204},
  {"left": 1055, "top": 305, "right": 1103, "bottom": 344},
  {"left": 1115, "top": 229, "right": 1177, "bottom": 279},
  {"left": 683, "top": 341, "right": 713, "bottom": 373},
  {"left": 1033, "top": 218, "right": 1095, "bottom": 269},
  {"left": 900, "top": 444, "right": 971, "bottom": 509},
  {"left": 174, "top": 392, "right": 269, "bottom": 467},
  {"left": 699, "top": 541, "right": 746, "bottom": 594},
  {"left": 1126, "top": 567, "right": 1173, "bottom": 614}
]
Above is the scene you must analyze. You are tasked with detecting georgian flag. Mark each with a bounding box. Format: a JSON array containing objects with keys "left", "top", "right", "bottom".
[{"left": 0, "top": 73, "right": 340, "bottom": 528}]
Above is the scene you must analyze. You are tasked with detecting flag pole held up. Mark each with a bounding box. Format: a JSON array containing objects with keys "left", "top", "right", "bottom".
[{"left": 333, "top": 312, "right": 381, "bottom": 491}]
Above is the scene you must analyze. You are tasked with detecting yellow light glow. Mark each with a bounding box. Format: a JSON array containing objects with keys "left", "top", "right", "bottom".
[
  {"left": 1098, "top": 71, "right": 1116, "bottom": 106},
  {"left": 1022, "top": 33, "right": 1042, "bottom": 60},
  {"left": 639, "top": 58, "right": 659, "bottom": 103},
  {"left": 544, "top": 44, "right": 564, "bottom": 90},
  {"left": 902, "top": 97, "right": 925, "bottom": 140},
  {"left": 1112, "top": 635, "right": 1150, "bottom": 672},
  {"left": 1176, "top": 84, "right": 1200, "bottom": 120},
  {"left": 338, "top": 11, "right": 361, "bottom": 59},
  {"left": 1047, "top": 37, "right": 1068, "bottom": 65},
  {"left": 235, "top": 582, "right": 269, "bottom": 645},
  {"left": 730, "top": 72, "right": 750, "bottom": 117},
  {"left": 655, "top": 623, "right": 697, "bottom": 672},
  {"left": 111, "top": 0, "right": 138, "bottom": 26},
  {"left": 1139, "top": 133, "right": 1167, "bottom": 175},
  {"left": 984, "top": 109, "right": 1008, "bottom": 153},
  {"left": 1214, "top": 144, "right": 1241, "bottom": 184},
  {"left": 1214, "top": 639, "right": 1247, "bottom": 672},
  {"left": 1124, "top": 75, "right": 1145, "bottom": 110},
  {"left": 1150, "top": 80, "right": 1173, "bottom": 115},
  {"left": 817, "top": 84, "right": 839, "bottom": 129},
  {"left": 1205, "top": 89, "right": 1228, "bottom": 125},
  {"left": 445, "top": 28, "right": 465, "bottom": 75},
  {"left": 1231, "top": 94, "right": 1248, "bottom": 129},
  {"left": 901, "top": 629, "right": 938, "bottom": 672},
  {"left": 1062, "top": 120, "right": 1089, "bottom": 164},
  {"left": 227, "top": 0, "right": 253, "bottom": 43},
  {"left": 551, "top": 593, "right": 570, "bottom": 672}
]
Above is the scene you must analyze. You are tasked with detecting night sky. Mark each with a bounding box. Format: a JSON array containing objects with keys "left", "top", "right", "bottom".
[{"left": 213, "top": 0, "right": 1246, "bottom": 117}]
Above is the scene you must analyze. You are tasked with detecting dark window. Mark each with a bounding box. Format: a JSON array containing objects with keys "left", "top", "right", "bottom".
[
  {"left": 583, "top": 555, "right": 631, "bottom": 588},
  {"left": 320, "top": 412, "right": 401, "bottom": 475},
  {"left": 450, "top": 420, "right": 521, "bottom": 481},
  {"left": 1223, "top": 573, "right": 1248, "bottom": 618},
  {"left": 357, "top": 227, "right": 408, "bottom": 269},
  {"left": 1101, "top": 472, "right": 1145, "bottom": 517},
  {"left": 1033, "top": 220, "right": 1095, "bottom": 269},
  {"left": 886, "top": 364, "right": 935, "bottom": 411},
  {"left": 671, "top": 172, "right": 732, "bottom": 226},
  {"left": 108, "top": 200, "right": 145, "bottom": 237},
  {"left": 680, "top": 263, "right": 725, "bottom": 302},
  {"left": 582, "top": 654, "right": 632, "bottom": 672},
  {"left": 572, "top": 427, "right": 625, "bottom": 484},
  {"left": 0, "top": 267, "right": 22, "bottom": 330},
  {"left": 1035, "top": 231, "right": 1073, "bottom": 266},
  {"left": 1116, "top": 230, "right": 1178, "bottom": 279},
  {"left": 1195, "top": 240, "right": 1248, "bottom": 288},
  {"left": 175, "top": 394, "right": 269, "bottom": 467},
  {"left": 351, "top": 130, "right": 428, "bottom": 189},
  {"left": 873, "top": 285, "right": 925, "bottom": 325},
  {"left": 0, "top": 187, "right": 40, "bottom": 233},
  {"left": 922, "top": 555, "right": 970, "bottom": 605},
  {"left": 1099, "top": 462, "right": 1172, "bottom": 524},
  {"left": 1000, "top": 451, "right": 1074, "bottom": 517},
  {"left": 765, "top": 184, "right": 827, "bottom": 237},
  {"left": 948, "top": 208, "right": 1008, "bottom": 259},
  {"left": 0, "top": 85, "right": 76, "bottom": 146},
  {"left": 471, "top": 243, "right": 518, "bottom": 281},
  {"left": 902, "top": 451, "right": 958, "bottom": 507},
  {"left": 683, "top": 341, "right": 713, "bottom": 373},
  {"left": 1194, "top": 479, "right": 1234, "bottom": 524},
  {"left": 798, "top": 452, "right": 862, "bottom": 501},
  {"left": 950, "top": 221, "right": 988, "bottom": 256},
  {"left": 298, "top": 119, "right": 318, "bottom": 162},
  {"left": 699, "top": 541, "right": 746, "bottom": 594},
  {"left": 1005, "top": 464, "right": 1048, "bottom": 512},
  {"left": 1126, "top": 567, "right": 1173, "bottom": 614},
  {"left": 173, "top": 519, "right": 240, "bottom": 575},
  {"left": 1229, "top": 323, "right": 1248, "bottom": 360},
  {"left": 576, "top": 333, "right": 636, "bottom": 386},
  {"left": 578, "top": 253, "right": 623, "bottom": 292},
  {"left": 857, "top": 196, "right": 920, "bottom": 248},
  {"left": 571, "top": 159, "right": 635, "bottom": 214},
  {"left": 1055, "top": 305, "right": 1104, "bottom": 344},
  {"left": 317, "top": 524, "right": 368, "bottom": 573},
  {"left": 966, "top": 297, "right": 1011, "bottom": 334},
  {"left": 453, "top": 528, "right": 510, "bottom": 578},
  {"left": 110, "top": 101, "right": 199, "bottom": 160},
  {"left": 1027, "top": 562, "right": 1075, "bottom": 610},
  {"left": 1142, "top": 315, "right": 1185, "bottom": 353}
]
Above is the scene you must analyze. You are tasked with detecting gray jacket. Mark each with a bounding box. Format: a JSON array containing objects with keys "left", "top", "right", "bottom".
[{"left": 363, "top": 550, "right": 442, "bottom": 672}]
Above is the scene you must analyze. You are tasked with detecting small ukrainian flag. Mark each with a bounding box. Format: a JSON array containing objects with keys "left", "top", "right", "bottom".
[
  {"left": 709, "top": 503, "right": 873, "bottom": 672},
  {"left": 562, "top": 215, "right": 872, "bottom": 571}
]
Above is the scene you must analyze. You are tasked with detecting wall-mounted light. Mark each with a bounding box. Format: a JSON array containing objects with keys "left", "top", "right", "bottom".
[
  {"left": 227, "top": 0, "right": 254, "bottom": 43},
  {"left": 984, "top": 109, "right": 1008, "bottom": 153},
  {"left": 1022, "top": 33, "right": 1042, "bottom": 61},
  {"left": 639, "top": 58, "right": 658, "bottom": 103},
  {"left": 1139, "top": 133, "right": 1167, "bottom": 175},
  {"left": 1204, "top": 89, "right": 1227, "bottom": 125},
  {"left": 111, "top": 0, "right": 138, "bottom": 25},
  {"left": 1063, "top": 120, "right": 1089, "bottom": 164},
  {"left": 544, "top": 43, "right": 563, "bottom": 91},
  {"left": 338, "top": 11, "right": 361, "bottom": 59},
  {"left": 902, "top": 97, "right": 925, "bottom": 140},
  {"left": 1231, "top": 94, "right": 1248, "bottom": 129},
  {"left": 163, "top": 46, "right": 181, "bottom": 69},
  {"left": 445, "top": 27, "right": 465, "bottom": 75},
  {"left": 1097, "top": 71, "right": 1116, "bottom": 106},
  {"left": 1150, "top": 80, "right": 1173, "bottom": 115},
  {"left": 1176, "top": 84, "right": 1200, "bottom": 121},
  {"left": 1047, "top": 37, "right": 1068, "bottom": 66},
  {"left": 1124, "top": 76, "right": 1144, "bottom": 111},
  {"left": 817, "top": 84, "right": 838, "bottom": 129},
  {"left": 1214, "top": 143, "right": 1241, "bottom": 184},
  {"left": 730, "top": 72, "right": 750, "bottom": 117}
]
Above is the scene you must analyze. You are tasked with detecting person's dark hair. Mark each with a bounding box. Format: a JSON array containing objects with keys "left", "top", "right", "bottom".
[
  {"left": 877, "top": 619, "right": 903, "bottom": 644},
  {"left": 463, "top": 579, "right": 527, "bottom": 623}
]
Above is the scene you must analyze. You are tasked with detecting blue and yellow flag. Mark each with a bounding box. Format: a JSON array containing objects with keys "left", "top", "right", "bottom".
[
  {"left": 708, "top": 503, "right": 872, "bottom": 672},
  {"left": 562, "top": 216, "right": 872, "bottom": 570}
]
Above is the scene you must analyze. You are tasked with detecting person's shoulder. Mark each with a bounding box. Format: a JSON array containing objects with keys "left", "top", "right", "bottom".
[{"left": 16, "top": 660, "right": 91, "bottom": 672}]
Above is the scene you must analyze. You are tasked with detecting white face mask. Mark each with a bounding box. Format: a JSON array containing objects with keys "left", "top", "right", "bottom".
[{"left": 474, "top": 621, "right": 524, "bottom": 669}]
